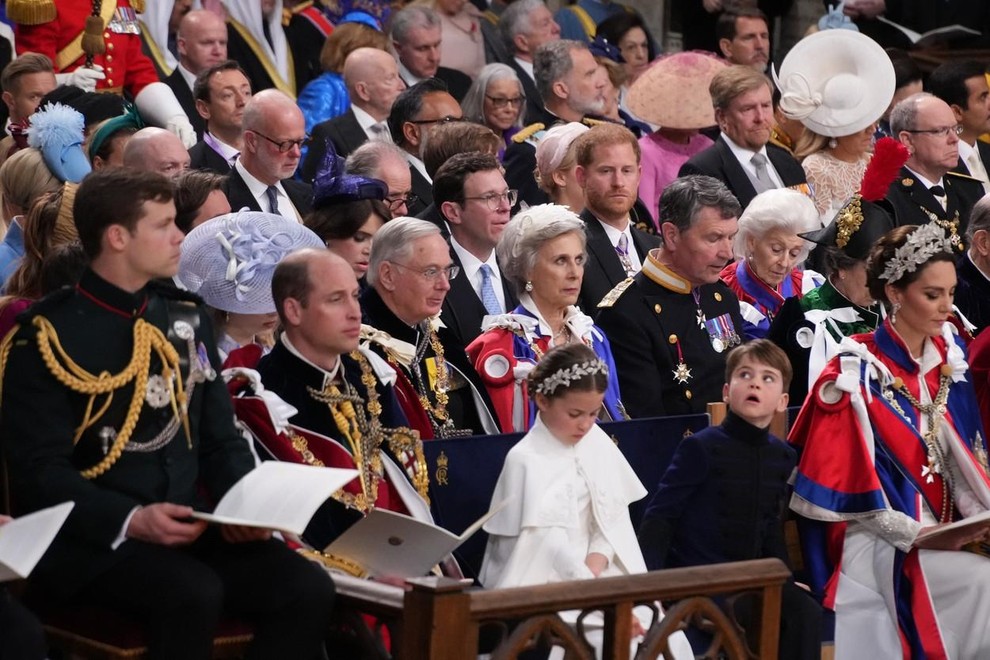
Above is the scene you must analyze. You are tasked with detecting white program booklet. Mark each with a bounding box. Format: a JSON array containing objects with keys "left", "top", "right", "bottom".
[
  {"left": 0, "top": 501, "right": 74, "bottom": 583},
  {"left": 323, "top": 499, "right": 509, "bottom": 578},
  {"left": 192, "top": 462, "right": 359, "bottom": 535}
]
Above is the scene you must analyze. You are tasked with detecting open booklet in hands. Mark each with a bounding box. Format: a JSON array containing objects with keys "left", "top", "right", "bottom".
[
  {"left": 191, "top": 462, "right": 359, "bottom": 536},
  {"left": 0, "top": 502, "right": 74, "bottom": 582}
]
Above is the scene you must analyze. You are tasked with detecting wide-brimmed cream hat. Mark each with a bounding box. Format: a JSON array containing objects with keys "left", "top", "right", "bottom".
[
  {"left": 774, "top": 30, "right": 894, "bottom": 137},
  {"left": 626, "top": 51, "right": 727, "bottom": 130}
]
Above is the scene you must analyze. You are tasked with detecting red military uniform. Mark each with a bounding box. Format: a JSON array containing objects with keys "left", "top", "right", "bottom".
[{"left": 14, "top": 0, "right": 159, "bottom": 97}]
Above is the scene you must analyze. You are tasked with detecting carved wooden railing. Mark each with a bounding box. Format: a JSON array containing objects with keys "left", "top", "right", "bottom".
[{"left": 333, "top": 558, "right": 791, "bottom": 660}]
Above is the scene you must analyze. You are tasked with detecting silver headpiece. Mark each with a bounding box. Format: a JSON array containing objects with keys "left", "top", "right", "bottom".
[
  {"left": 879, "top": 223, "right": 955, "bottom": 284},
  {"left": 534, "top": 359, "right": 608, "bottom": 396}
]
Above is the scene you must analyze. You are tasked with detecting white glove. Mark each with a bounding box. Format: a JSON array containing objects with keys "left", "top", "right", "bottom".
[
  {"left": 55, "top": 65, "right": 105, "bottom": 93},
  {"left": 134, "top": 81, "right": 198, "bottom": 149}
]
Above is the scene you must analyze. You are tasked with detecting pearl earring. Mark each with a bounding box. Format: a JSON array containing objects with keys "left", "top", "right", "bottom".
[
  {"left": 525, "top": 281, "right": 533, "bottom": 292},
  {"left": 828, "top": 138, "right": 838, "bottom": 149},
  {"left": 891, "top": 301, "right": 901, "bottom": 324}
]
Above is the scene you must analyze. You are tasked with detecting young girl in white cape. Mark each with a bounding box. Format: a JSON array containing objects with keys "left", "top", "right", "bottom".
[{"left": 479, "top": 343, "right": 693, "bottom": 659}]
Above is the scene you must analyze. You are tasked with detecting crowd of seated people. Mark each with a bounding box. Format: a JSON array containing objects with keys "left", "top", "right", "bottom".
[{"left": 3, "top": 2, "right": 990, "bottom": 658}]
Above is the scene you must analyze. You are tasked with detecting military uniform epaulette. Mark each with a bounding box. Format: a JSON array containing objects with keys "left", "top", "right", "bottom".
[
  {"left": 582, "top": 117, "right": 606, "bottom": 128},
  {"left": 947, "top": 171, "right": 984, "bottom": 183},
  {"left": 282, "top": 1, "right": 315, "bottom": 25},
  {"left": 512, "top": 123, "right": 545, "bottom": 144},
  {"left": 597, "top": 277, "right": 635, "bottom": 308}
]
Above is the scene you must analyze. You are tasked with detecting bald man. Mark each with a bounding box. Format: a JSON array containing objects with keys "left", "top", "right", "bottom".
[
  {"left": 164, "top": 9, "right": 229, "bottom": 138},
  {"left": 122, "top": 127, "right": 191, "bottom": 177},
  {"left": 223, "top": 89, "right": 312, "bottom": 218},
  {"left": 303, "top": 47, "right": 406, "bottom": 173}
]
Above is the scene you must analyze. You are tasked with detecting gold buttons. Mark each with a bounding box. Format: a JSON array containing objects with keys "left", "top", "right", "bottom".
[
  {"left": 714, "top": 292, "right": 722, "bottom": 301},
  {"left": 685, "top": 390, "right": 693, "bottom": 400},
  {"left": 668, "top": 334, "right": 677, "bottom": 344},
  {"left": 108, "top": 42, "right": 114, "bottom": 50},
  {"left": 106, "top": 55, "right": 113, "bottom": 63},
  {"left": 654, "top": 303, "right": 662, "bottom": 314},
  {"left": 106, "top": 78, "right": 113, "bottom": 86}
]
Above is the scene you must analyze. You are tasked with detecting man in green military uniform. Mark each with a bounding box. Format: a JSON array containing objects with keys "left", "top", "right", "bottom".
[
  {"left": 0, "top": 168, "right": 334, "bottom": 659},
  {"left": 595, "top": 175, "right": 744, "bottom": 418}
]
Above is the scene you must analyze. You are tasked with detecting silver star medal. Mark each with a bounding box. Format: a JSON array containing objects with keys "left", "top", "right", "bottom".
[
  {"left": 672, "top": 362, "right": 692, "bottom": 384},
  {"left": 696, "top": 308, "right": 706, "bottom": 330}
]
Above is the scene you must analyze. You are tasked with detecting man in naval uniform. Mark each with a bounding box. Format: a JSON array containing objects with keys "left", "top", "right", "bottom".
[
  {"left": 595, "top": 175, "right": 744, "bottom": 418},
  {"left": 0, "top": 168, "right": 334, "bottom": 658},
  {"left": 887, "top": 92, "right": 984, "bottom": 249},
  {"left": 12, "top": 0, "right": 197, "bottom": 147}
]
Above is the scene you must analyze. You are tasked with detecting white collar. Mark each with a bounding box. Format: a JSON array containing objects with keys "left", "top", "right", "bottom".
[
  {"left": 207, "top": 131, "right": 240, "bottom": 164},
  {"left": 177, "top": 62, "right": 197, "bottom": 91},
  {"left": 905, "top": 165, "right": 944, "bottom": 192},
  {"left": 351, "top": 104, "right": 381, "bottom": 132},
  {"left": 404, "top": 151, "right": 431, "bottom": 183},
  {"left": 281, "top": 334, "right": 342, "bottom": 388},
  {"left": 959, "top": 139, "right": 979, "bottom": 161},
  {"left": 234, "top": 158, "right": 286, "bottom": 204},
  {"left": 513, "top": 56, "right": 534, "bottom": 81},
  {"left": 398, "top": 61, "right": 426, "bottom": 87},
  {"left": 967, "top": 251, "right": 990, "bottom": 284},
  {"left": 721, "top": 132, "right": 769, "bottom": 163},
  {"left": 594, "top": 216, "right": 631, "bottom": 244},
  {"left": 450, "top": 234, "right": 497, "bottom": 281}
]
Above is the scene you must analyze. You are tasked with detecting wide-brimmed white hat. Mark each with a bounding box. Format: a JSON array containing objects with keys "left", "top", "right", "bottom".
[
  {"left": 179, "top": 211, "right": 325, "bottom": 314},
  {"left": 774, "top": 30, "right": 894, "bottom": 137},
  {"left": 626, "top": 51, "right": 727, "bottom": 130}
]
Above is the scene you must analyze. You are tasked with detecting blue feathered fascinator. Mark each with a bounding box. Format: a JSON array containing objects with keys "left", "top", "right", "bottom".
[
  {"left": 26, "top": 102, "right": 92, "bottom": 183},
  {"left": 311, "top": 139, "right": 388, "bottom": 209}
]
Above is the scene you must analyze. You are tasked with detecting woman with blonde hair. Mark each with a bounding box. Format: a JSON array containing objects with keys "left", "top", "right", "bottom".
[
  {"left": 0, "top": 148, "right": 62, "bottom": 282},
  {"left": 534, "top": 122, "right": 589, "bottom": 213}
]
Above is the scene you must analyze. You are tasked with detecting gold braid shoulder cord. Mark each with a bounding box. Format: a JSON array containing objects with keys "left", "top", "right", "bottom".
[
  {"left": 304, "top": 349, "right": 429, "bottom": 513},
  {"left": 0, "top": 316, "right": 189, "bottom": 479}
]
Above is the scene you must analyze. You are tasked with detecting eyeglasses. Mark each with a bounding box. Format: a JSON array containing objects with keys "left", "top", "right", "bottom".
[
  {"left": 408, "top": 115, "right": 464, "bottom": 126},
  {"left": 485, "top": 95, "right": 525, "bottom": 109},
  {"left": 387, "top": 261, "right": 460, "bottom": 281},
  {"left": 386, "top": 193, "right": 420, "bottom": 212},
  {"left": 462, "top": 189, "right": 518, "bottom": 211},
  {"left": 905, "top": 125, "right": 964, "bottom": 138},
  {"left": 250, "top": 129, "right": 308, "bottom": 153}
]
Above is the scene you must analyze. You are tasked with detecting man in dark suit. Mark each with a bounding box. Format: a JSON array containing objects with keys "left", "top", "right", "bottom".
[
  {"left": 574, "top": 123, "right": 660, "bottom": 311},
  {"left": 345, "top": 141, "right": 418, "bottom": 218},
  {"left": 434, "top": 152, "right": 518, "bottom": 347},
  {"left": 390, "top": 5, "right": 472, "bottom": 101},
  {"left": 504, "top": 39, "right": 608, "bottom": 208},
  {"left": 187, "top": 60, "right": 251, "bottom": 174},
  {"left": 928, "top": 60, "right": 990, "bottom": 196},
  {"left": 679, "top": 65, "right": 807, "bottom": 211},
  {"left": 165, "top": 10, "right": 228, "bottom": 140},
  {"left": 886, "top": 92, "right": 984, "bottom": 244},
  {"left": 301, "top": 47, "right": 405, "bottom": 182},
  {"left": 0, "top": 168, "right": 335, "bottom": 658},
  {"left": 595, "top": 175, "right": 744, "bottom": 418},
  {"left": 499, "top": 0, "right": 561, "bottom": 126},
  {"left": 386, "top": 79, "right": 464, "bottom": 216},
  {"left": 224, "top": 90, "right": 312, "bottom": 218}
]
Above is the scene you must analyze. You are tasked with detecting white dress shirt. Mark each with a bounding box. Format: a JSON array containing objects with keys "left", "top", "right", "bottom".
[
  {"left": 352, "top": 104, "right": 392, "bottom": 143},
  {"left": 595, "top": 218, "right": 643, "bottom": 274},
  {"left": 721, "top": 133, "right": 785, "bottom": 189},
  {"left": 233, "top": 159, "right": 301, "bottom": 221},
  {"left": 450, "top": 235, "right": 507, "bottom": 313}
]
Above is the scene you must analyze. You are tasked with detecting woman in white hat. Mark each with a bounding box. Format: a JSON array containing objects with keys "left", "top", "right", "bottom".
[
  {"left": 534, "top": 122, "right": 590, "bottom": 214},
  {"left": 178, "top": 211, "right": 325, "bottom": 363},
  {"left": 775, "top": 29, "right": 896, "bottom": 220}
]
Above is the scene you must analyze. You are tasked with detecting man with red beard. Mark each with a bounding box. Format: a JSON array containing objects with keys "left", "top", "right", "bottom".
[
  {"left": 886, "top": 92, "right": 985, "bottom": 246},
  {"left": 679, "top": 65, "right": 807, "bottom": 211},
  {"left": 222, "top": 89, "right": 312, "bottom": 218},
  {"left": 595, "top": 175, "right": 744, "bottom": 418},
  {"left": 574, "top": 123, "right": 659, "bottom": 312}
]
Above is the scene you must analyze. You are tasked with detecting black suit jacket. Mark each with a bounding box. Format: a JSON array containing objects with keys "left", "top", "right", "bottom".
[
  {"left": 416, "top": 203, "right": 450, "bottom": 240},
  {"left": 503, "top": 107, "right": 562, "bottom": 208},
  {"left": 885, "top": 167, "right": 984, "bottom": 240},
  {"left": 435, "top": 66, "right": 472, "bottom": 102},
  {"left": 408, "top": 162, "right": 433, "bottom": 215},
  {"left": 223, "top": 165, "right": 313, "bottom": 217},
  {"left": 163, "top": 69, "right": 206, "bottom": 139},
  {"left": 955, "top": 253, "right": 990, "bottom": 336},
  {"left": 579, "top": 209, "right": 661, "bottom": 311},
  {"left": 678, "top": 137, "right": 807, "bottom": 210},
  {"left": 300, "top": 109, "right": 369, "bottom": 183},
  {"left": 507, "top": 58, "right": 544, "bottom": 127},
  {"left": 440, "top": 244, "right": 518, "bottom": 348},
  {"left": 188, "top": 141, "right": 232, "bottom": 174}
]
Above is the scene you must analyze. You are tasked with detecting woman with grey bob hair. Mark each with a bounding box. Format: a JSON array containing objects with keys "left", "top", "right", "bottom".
[
  {"left": 466, "top": 204, "right": 625, "bottom": 432},
  {"left": 460, "top": 63, "right": 526, "bottom": 159},
  {"left": 719, "top": 188, "right": 823, "bottom": 340}
]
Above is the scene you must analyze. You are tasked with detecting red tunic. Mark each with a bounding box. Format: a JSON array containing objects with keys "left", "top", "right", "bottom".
[{"left": 15, "top": 0, "right": 160, "bottom": 97}]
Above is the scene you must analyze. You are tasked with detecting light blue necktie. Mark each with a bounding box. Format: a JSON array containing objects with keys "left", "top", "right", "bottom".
[{"left": 478, "top": 264, "right": 502, "bottom": 315}]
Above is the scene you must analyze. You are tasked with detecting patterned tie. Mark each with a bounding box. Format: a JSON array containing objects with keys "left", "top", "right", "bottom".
[
  {"left": 616, "top": 233, "right": 634, "bottom": 276},
  {"left": 478, "top": 264, "right": 502, "bottom": 315},
  {"left": 265, "top": 185, "right": 282, "bottom": 216},
  {"left": 369, "top": 122, "right": 389, "bottom": 141},
  {"left": 751, "top": 153, "right": 775, "bottom": 192}
]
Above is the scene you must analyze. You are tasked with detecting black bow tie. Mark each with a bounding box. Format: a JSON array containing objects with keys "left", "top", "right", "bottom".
[{"left": 930, "top": 185, "right": 946, "bottom": 198}]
